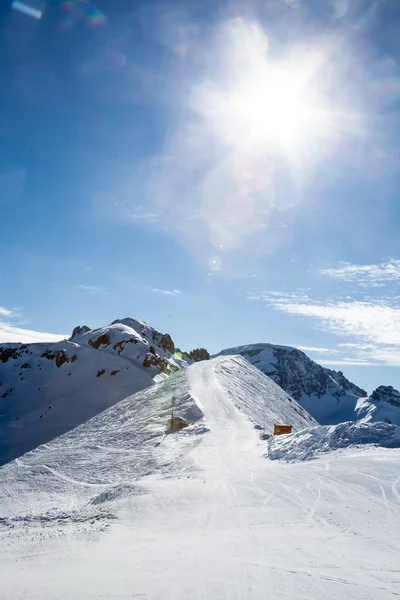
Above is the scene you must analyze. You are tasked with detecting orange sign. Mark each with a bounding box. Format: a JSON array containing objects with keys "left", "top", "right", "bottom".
[{"left": 274, "top": 424, "right": 293, "bottom": 436}]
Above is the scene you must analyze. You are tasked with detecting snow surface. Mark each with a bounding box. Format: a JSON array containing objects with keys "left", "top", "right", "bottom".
[
  {"left": 0, "top": 317, "right": 188, "bottom": 466},
  {"left": 0, "top": 340, "right": 154, "bottom": 466},
  {"left": 268, "top": 421, "right": 400, "bottom": 462},
  {"left": 0, "top": 356, "right": 399, "bottom": 599}
]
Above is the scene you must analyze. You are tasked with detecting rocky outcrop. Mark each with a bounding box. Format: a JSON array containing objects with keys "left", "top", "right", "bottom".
[
  {"left": 69, "top": 325, "right": 91, "bottom": 341},
  {"left": 152, "top": 331, "right": 175, "bottom": 354},
  {"left": 88, "top": 333, "right": 111, "bottom": 350},
  {"left": 371, "top": 385, "right": 400, "bottom": 408},
  {"left": 0, "top": 346, "right": 28, "bottom": 363},
  {"left": 188, "top": 348, "right": 210, "bottom": 362},
  {"left": 67, "top": 317, "right": 185, "bottom": 378}
]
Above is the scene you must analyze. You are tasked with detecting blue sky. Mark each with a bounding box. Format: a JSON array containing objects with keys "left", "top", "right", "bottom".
[{"left": 1, "top": 0, "right": 400, "bottom": 393}]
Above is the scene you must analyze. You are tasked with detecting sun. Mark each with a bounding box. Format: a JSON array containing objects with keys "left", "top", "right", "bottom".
[{"left": 224, "top": 64, "right": 317, "bottom": 149}]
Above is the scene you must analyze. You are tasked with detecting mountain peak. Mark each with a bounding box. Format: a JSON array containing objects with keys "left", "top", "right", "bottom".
[
  {"left": 217, "top": 342, "right": 367, "bottom": 424},
  {"left": 371, "top": 385, "right": 400, "bottom": 408}
]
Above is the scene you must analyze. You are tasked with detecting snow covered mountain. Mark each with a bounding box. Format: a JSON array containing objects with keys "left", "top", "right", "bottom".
[
  {"left": 356, "top": 385, "right": 400, "bottom": 425},
  {"left": 0, "top": 355, "right": 315, "bottom": 524},
  {"left": 217, "top": 343, "right": 400, "bottom": 425},
  {"left": 1, "top": 355, "right": 399, "bottom": 600},
  {"left": 0, "top": 317, "right": 188, "bottom": 466},
  {"left": 2, "top": 314, "right": 400, "bottom": 468}
]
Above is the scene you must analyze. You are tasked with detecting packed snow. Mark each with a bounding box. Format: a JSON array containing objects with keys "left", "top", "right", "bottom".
[
  {"left": 267, "top": 421, "right": 400, "bottom": 462},
  {"left": 0, "top": 356, "right": 399, "bottom": 600}
]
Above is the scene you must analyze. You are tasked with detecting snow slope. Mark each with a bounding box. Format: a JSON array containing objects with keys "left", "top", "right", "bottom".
[
  {"left": 355, "top": 385, "right": 400, "bottom": 426},
  {"left": 217, "top": 343, "right": 400, "bottom": 425},
  {"left": 268, "top": 421, "right": 400, "bottom": 462},
  {"left": 1, "top": 356, "right": 399, "bottom": 599},
  {"left": 0, "top": 317, "right": 195, "bottom": 466},
  {"left": 0, "top": 340, "right": 154, "bottom": 466}
]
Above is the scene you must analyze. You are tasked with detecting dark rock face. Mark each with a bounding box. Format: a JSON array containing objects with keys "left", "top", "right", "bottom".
[
  {"left": 0, "top": 346, "right": 28, "bottom": 363},
  {"left": 218, "top": 344, "right": 366, "bottom": 402},
  {"left": 188, "top": 348, "right": 210, "bottom": 362},
  {"left": 270, "top": 347, "right": 367, "bottom": 401},
  {"left": 69, "top": 325, "right": 91, "bottom": 341},
  {"left": 88, "top": 333, "right": 111, "bottom": 350},
  {"left": 371, "top": 385, "right": 400, "bottom": 408},
  {"left": 152, "top": 331, "right": 175, "bottom": 355}
]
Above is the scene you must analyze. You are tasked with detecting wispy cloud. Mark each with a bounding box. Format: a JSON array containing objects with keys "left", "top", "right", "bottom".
[
  {"left": 249, "top": 290, "right": 400, "bottom": 365},
  {"left": 75, "top": 285, "right": 108, "bottom": 296},
  {"left": 130, "top": 282, "right": 183, "bottom": 297},
  {"left": 320, "top": 259, "right": 400, "bottom": 286},
  {"left": 317, "top": 359, "right": 382, "bottom": 366},
  {"left": 0, "top": 307, "right": 15, "bottom": 317},
  {"left": 295, "top": 345, "right": 337, "bottom": 354},
  {"left": 0, "top": 324, "right": 66, "bottom": 344},
  {"left": 151, "top": 288, "right": 182, "bottom": 296},
  {"left": 0, "top": 306, "right": 66, "bottom": 344}
]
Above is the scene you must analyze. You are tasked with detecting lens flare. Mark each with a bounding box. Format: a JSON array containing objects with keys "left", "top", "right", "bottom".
[
  {"left": 61, "top": 0, "right": 106, "bottom": 29},
  {"left": 11, "top": 1, "right": 43, "bottom": 19}
]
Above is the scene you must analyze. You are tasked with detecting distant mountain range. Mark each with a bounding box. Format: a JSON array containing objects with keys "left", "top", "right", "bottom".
[
  {"left": 1, "top": 316, "right": 399, "bottom": 465},
  {"left": 217, "top": 343, "right": 400, "bottom": 426}
]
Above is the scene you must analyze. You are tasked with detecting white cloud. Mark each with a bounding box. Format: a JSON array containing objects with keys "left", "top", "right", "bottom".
[
  {"left": 251, "top": 290, "right": 400, "bottom": 365},
  {"left": 151, "top": 288, "right": 182, "bottom": 296},
  {"left": 0, "top": 323, "right": 66, "bottom": 344},
  {"left": 317, "top": 360, "right": 382, "bottom": 366},
  {"left": 320, "top": 259, "right": 400, "bottom": 286},
  {"left": 295, "top": 346, "right": 337, "bottom": 354},
  {"left": 0, "top": 306, "right": 66, "bottom": 344}
]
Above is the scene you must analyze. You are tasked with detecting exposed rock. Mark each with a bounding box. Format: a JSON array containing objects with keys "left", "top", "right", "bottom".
[
  {"left": 88, "top": 333, "right": 111, "bottom": 350},
  {"left": 0, "top": 347, "right": 28, "bottom": 363},
  {"left": 218, "top": 344, "right": 366, "bottom": 402},
  {"left": 113, "top": 338, "right": 137, "bottom": 355},
  {"left": 110, "top": 369, "right": 121, "bottom": 376},
  {"left": 69, "top": 325, "right": 91, "bottom": 341},
  {"left": 97, "top": 369, "right": 106, "bottom": 377},
  {"left": 142, "top": 352, "right": 179, "bottom": 374},
  {"left": 189, "top": 348, "right": 210, "bottom": 362},
  {"left": 41, "top": 350, "right": 69, "bottom": 368},
  {"left": 371, "top": 385, "right": 400, "bottom": 408},
  {"left": 152, "top": 331, "right": 175, "bottom": 354}
]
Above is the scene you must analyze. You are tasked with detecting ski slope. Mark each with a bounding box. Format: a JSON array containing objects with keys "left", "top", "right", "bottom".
[
  {"left": 0, "top": 341, "right": 154, "bottom": 466},
  {"left": 0, "top": 356, "right": 399, "bottom": 600}
]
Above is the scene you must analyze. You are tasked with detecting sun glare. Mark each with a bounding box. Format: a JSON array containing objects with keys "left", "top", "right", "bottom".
[{"left": 226, "top": 65, "right": 317, "bottom": 148}]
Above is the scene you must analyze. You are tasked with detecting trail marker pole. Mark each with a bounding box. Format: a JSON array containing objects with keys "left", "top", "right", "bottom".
[{"left": 171, "top": 396, "right": 175, "bottom": 429}]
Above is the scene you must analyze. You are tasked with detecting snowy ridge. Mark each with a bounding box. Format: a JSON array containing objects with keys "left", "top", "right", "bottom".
[
  {"left": 0, "top": 356, "right": 312, "bottom": 521},
  {"left": 211, "top": 355, "right": 316, "bottom": 430},
  {"left": 267, "top": 421, "right": 400, "bottom": 462}
]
